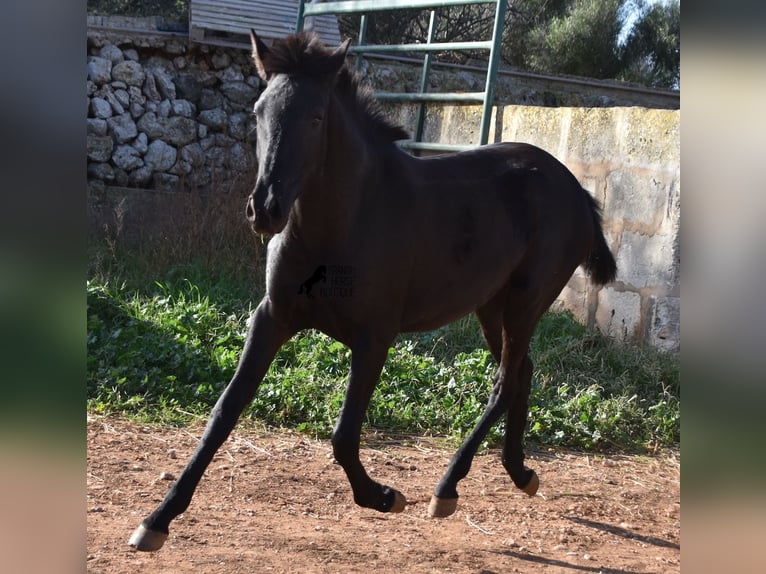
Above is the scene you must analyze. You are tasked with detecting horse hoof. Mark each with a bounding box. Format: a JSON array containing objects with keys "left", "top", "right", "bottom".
[
  {"left": 428, "top": 495, "right": 458, "bottom": 518},
  {"left": 128, "top": 524, "right": 168, "bottom": 552},
  {"left": 521, "top": 471, "right": 539, "bottom": 496},
  {"left": 390, "top": 490, "right": 407, "bottom": 513}
]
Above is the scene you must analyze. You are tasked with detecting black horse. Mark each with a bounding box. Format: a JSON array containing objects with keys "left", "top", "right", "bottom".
[{"left": 129, "top": 31, "right": 617, "bottom": 551}]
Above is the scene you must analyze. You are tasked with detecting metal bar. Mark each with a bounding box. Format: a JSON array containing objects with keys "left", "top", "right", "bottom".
[
  {"left": 374, "top": 91, "right": 486, "bottom": 102},
  {"left": 296, "top": 0, "right": 307, "bottom": 30},
  {"left": 478, "top": 0, "right": 506, "bottom": 145},
  {"left": 347, "top": 40, "right": 493, "bottom": 53},
  {"left": 303, "top": 0, "right": 497, "bottom": 17},
  {"left": 355, "top": 13, "right": 369, "bottom": 72},
  {"left": 414, "top": 10, "right": 438, "bottom": 143},
  {"left": 294, "top": 0, "right": 508, "bottom": 150},
  {"left": 398, "top": 141, "right": 475, "bottom": 153}
]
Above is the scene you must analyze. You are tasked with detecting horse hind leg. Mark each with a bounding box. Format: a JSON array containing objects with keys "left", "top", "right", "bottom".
[
  {"left": 428, "top": 316, "right": 528, "bottom": 518},
  {"left": 502, "top": 353, "right": 539, "bottom": 496},
  {"left": 475, "top": 301, "right": 503, "bottom": 363}
]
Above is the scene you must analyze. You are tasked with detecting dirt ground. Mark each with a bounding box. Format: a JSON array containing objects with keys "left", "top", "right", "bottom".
[{"left": 87, "top": 417, "right": 680, "bottom": 573}]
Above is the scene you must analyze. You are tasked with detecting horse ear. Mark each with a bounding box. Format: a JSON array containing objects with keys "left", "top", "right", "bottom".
[
  {"left": 250, "top": 29, "right": 271, "bottom": 81},
  {"left": 328, "top": 38, "right": 352, "bottom": 75}
]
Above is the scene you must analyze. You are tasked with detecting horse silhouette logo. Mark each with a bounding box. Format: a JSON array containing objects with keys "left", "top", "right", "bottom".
[{"left": 297, "top": 265, "right": 327, "bottom": 298}]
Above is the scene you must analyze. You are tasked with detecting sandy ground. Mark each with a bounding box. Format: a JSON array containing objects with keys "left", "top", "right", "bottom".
[{"left": 87, "top": 417, "right": 680, "bottom": 573}]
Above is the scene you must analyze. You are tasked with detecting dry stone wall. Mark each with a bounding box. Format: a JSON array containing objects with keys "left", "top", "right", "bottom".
[{"left": 87, "top": 29, "right": 261, "bottom": 193}]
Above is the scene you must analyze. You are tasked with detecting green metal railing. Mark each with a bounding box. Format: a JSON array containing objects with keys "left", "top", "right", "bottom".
[{"left": 296, "top": 0, "right": 507, "bottom": 153}]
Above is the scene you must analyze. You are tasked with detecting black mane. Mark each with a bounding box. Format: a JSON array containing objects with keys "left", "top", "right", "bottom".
[{"left": 261, "top": 32, "right": 410, "bottom": 143}]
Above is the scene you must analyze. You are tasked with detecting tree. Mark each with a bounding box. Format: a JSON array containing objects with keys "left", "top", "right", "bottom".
[
  {"left": 338, "top": 7, "right": 499, "bottom": 65},
  {"left": 502, "top": 0, "right": 571, "bottom": 69},
  {"left": 524, "top": 0, "right": 624, "bottom": 78},
  {"left": 336, "top": 0, "right": 681, "bottom": 89},
  {"left": 620, "top": 0, "right": 680, "bottom": 88}
]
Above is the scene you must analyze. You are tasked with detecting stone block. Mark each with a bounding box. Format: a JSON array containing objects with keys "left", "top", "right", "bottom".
[
  {"left": 619, "top": 108, "right": 680, "bottom": 169},
  {"left": 614, "top": 230, "right": 677, "bottom": 290},
  {"left": 221, "top": 81, "right": 259, "bottom": 107},
  {"left": 646, "top": 295, "right": 680, "bottom": 351},
  {"left": 596, "top": 289, "right": 642, "bottom": 341},
  {"left": 144, "top": 140, "right": 177, "bottom": 172},
  {"left": 165, "top": 117, "right": 198, "bottom": 146},
  {"left": 87, "top": 162, "right": 115, "bottom": 181},
  {"left": 228, "top": 113, "right": 249, "bottom": 140},
  {"left": 564, "top": 107, "right": 622, "bottom": 164},
  {"left": 152, "top": 69, "right": 177, "bottom": 100},
  {"left": 114, "top": 88, "right": 130, "bottom": 109},
  {"left": 604, "top": 169, "right": 676, "bottom": 229},
  {"left": 552, "top": 284, "right": 589, "bottom": 325},
  {"left": 87, "top": 57, "right": 112, "bottom": 85},
  {"left": 107, "top": 113, "right": 137, "bottom": 144},
  {"left": 113, "top": 145, "right": 144, "bottom": 171},
  {"left": 99, "top": 43, "right": 124, "bottom": 64},
  {"left": 112, "top": 60, "right": 145, "bottom": 87},
  {"left": 199, "top": 109, "right": 228, "bottom": 131},
  {"left": 90, "top": 97, "right": 112, "bottom": 119},
  {"left": 143, "top": 72, "right": 161, "bottom": 102},
  {"left": 87, "top": 118, "right": 108, "bottom": 136},
  {"left": 132, "top": 132, "right": 148, "bottom": 155},
  {"left": 171, "top": 99, "right": 195, "bottom": 118},
  {"left": 87, "top": 134, "right": 113, "bottom": 162},
  {"left": 500, "top": 105, "right": 564, "bottom": 154}
]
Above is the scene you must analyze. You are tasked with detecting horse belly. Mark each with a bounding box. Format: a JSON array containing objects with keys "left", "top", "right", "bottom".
[{"left": 400, "top": 237, "right": 520, "bottom": 332}]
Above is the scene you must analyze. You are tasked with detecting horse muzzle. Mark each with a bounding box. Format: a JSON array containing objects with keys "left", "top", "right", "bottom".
[{"left": 246, "top": 189, "right": 287, "bottom": 235}]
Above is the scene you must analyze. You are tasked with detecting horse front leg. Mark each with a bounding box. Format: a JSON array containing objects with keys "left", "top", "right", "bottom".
[
  {"left": 331, "top": 334, "right": 406, "bottom": 513},
  {"left": 128, "top": 298, "right": 292, "bottom": 551}
]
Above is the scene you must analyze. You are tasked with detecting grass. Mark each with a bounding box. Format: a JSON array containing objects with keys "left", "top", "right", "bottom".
[
  {"left": 87, "top": 267, "right": 679, "bottom": 452},
  {"left": 87, "top": 185, "right": 678, "bottom": 453}
]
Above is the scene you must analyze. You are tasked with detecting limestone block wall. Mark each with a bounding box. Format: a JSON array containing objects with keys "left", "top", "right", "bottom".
[{"left": 386, "top": 104, "right": 680, "bottom": 350}]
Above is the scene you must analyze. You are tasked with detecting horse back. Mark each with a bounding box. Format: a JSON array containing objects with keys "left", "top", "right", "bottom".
[{"left": 393, "top": 143, "right": 601, "bottom": 319}]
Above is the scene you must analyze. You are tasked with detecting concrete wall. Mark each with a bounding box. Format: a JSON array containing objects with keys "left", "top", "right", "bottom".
[{"left": 386, "top": 103, "right": 680, "bottom": 351}]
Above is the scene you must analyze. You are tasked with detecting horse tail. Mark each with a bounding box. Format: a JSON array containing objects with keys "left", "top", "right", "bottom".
[{"left": 582, "top": 191, "right": 617, "bottom": 286}]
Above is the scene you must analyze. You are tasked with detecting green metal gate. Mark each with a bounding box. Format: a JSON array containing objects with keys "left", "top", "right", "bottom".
[{"left": 296, "top": 0, "right": 507, "bottom": 153}]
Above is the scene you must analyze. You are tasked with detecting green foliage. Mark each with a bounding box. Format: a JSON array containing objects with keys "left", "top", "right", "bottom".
[
  {"left": 87, "top": 0, "right": 188, "bottom": 20},
  {"left": 620, "top": 0, "right": 680, "bottom": 88},
  {"left": 340, "top": 0, "right": 679, "bottom": 89},
  {"left": 87, "top": 279, "right": 252, "bottom": 424},
  {"left": 87, "top": 270, "right": 679, "bottom": 452},
  {"left": 526, "top": 0, "right": 623, "bottom": 79}
]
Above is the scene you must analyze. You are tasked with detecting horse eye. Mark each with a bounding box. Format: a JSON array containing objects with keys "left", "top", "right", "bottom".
[{"left": 311, "top": 115, "right": 323, "bottom": 126}]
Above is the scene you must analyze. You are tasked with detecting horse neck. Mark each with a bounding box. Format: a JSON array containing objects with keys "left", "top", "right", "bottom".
[{"left": 291, "top": 93, "right": 374, "bottom": 244}]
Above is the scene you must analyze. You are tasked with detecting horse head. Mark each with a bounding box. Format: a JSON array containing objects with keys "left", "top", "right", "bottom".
[{"left": 246, "top": 31, "right": 350, "bottom": 234}]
